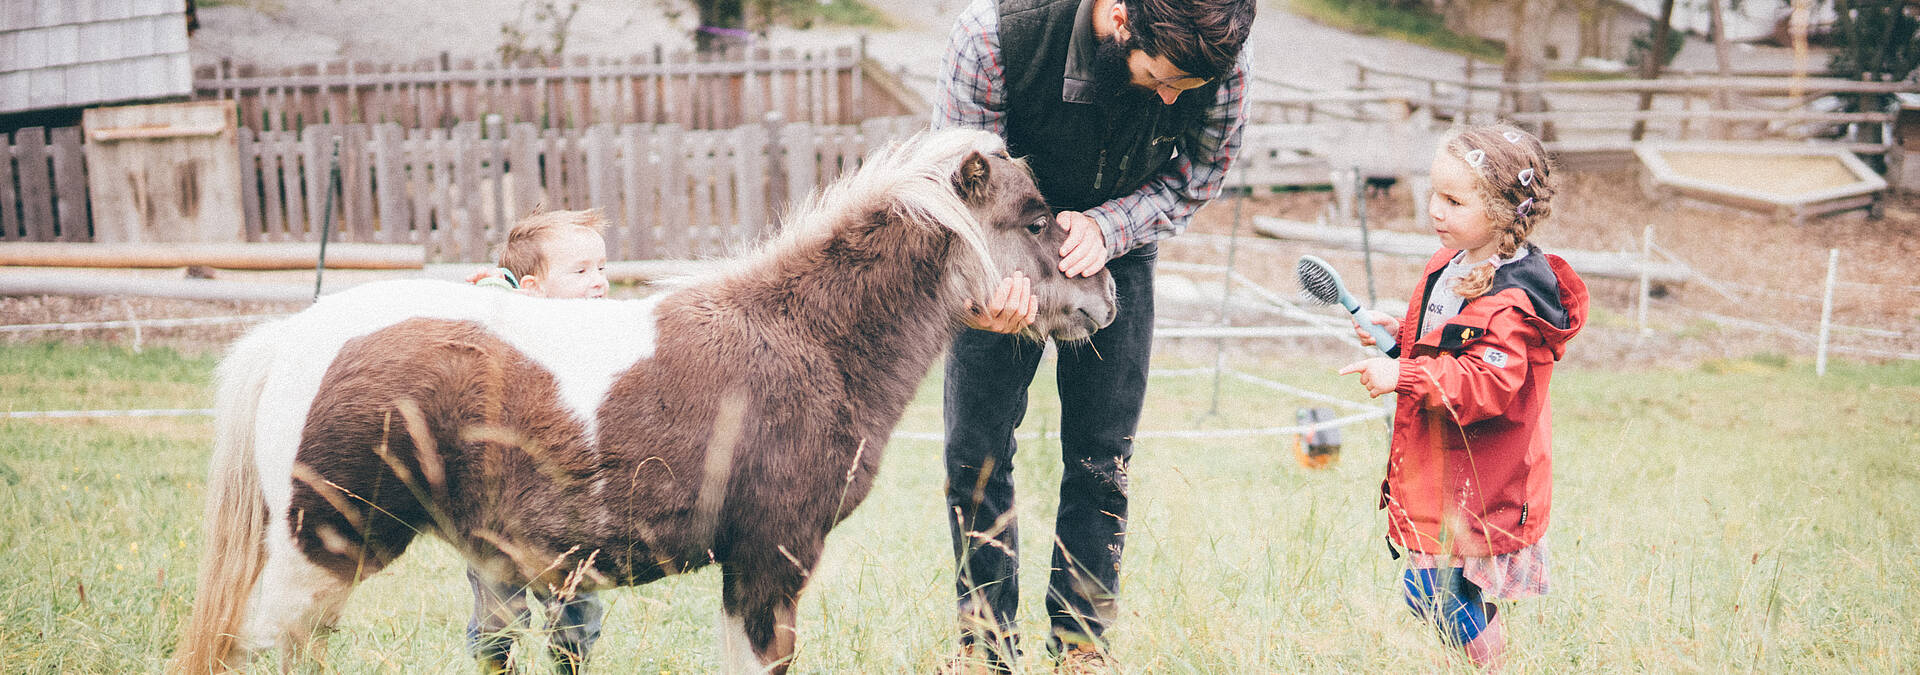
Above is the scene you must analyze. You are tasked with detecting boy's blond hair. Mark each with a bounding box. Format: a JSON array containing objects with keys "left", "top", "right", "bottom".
[{"left": 497, "top": 209, "right": 608, "bottom": 280}]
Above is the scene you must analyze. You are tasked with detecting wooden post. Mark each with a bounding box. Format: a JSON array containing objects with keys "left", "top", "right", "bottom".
[
  {"left": 0, "top": 130, "right": 19, "bottom": 241},
  {"left": 617, "top": 123, "right": 648, "bottom": 259},
  {"left": 488, "top": 115, "right": 507, "bottom": 239},
  {"left": 236, "top": 127, "right": 262, "bottom": 240},
  {"left": 660, "top": 124, "right": 688, "bottom": 257},
  {"left": 1638, "top": 224, "right": 1653, "bottom": 338},
  {"left": 49, "top": 127, "right": 89, "bottom": 242},
  {"left": 16, "top": 128, "right": 54, "bottom": 241},
  {"left": 1815, "top": 248, "right": 1837, "bottom": 376},
  {"left": 762, "top": 112, "right": 788, "bottom": 235}
]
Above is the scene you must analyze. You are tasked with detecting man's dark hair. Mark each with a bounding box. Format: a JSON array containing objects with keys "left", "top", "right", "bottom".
[{"left": 1123, "top": 0, "right": 1256, "bottom": 81}]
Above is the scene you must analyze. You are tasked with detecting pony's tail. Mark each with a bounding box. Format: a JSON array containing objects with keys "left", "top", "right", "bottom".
[{"left": 169, "top": 328, "right": 277, "bottom": 674}]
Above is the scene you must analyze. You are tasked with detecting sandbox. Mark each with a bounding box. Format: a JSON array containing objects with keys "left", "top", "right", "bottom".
[{"left": 1634, "top": 142, "right": 1888, "bottom": 222}]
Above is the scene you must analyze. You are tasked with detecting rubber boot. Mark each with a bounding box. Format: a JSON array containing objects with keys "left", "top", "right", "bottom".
[{"left": 1462, "top": 604, "right": 1506, "bottom": 671}]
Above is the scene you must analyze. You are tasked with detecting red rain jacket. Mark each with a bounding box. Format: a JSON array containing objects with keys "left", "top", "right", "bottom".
[{"left": 1380, "top": 246, "right": 1587, "bottom": 557}]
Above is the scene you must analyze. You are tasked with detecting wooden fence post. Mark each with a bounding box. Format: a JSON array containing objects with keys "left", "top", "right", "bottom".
[
  {"left": 783, "top": 121, "right": 816, "bottom": 210},
  {"left": 586, "top": 123, "right": 620, "bottom": 249},
  {"left": 456, "top": 122, "right": 486, "bottom": 261},
  {"left": 237, "top": 127, "right": 262, "bottom": 240},
  {"left": 49, "top": 127, "right": 89, "bottom": 242},
  {"left": 502, "top": 122, "right": 534, "bottom": 218},
  {"left": 616, "top": 123, "right": 648, "bottom": 259},
  {"left": 0, "top": 130, "right": 19, "bottom": 241},
  {"left": 1815, "top": 248, "right": 1838, "bottom": 376},
  {"left": 16, "top": 128, "right": 54, "bottom": 241},
  {"left": 659, "top": 124, "right": 688, "bottom": 257},
  {"left": 735, "top": 121, "right": 768, "bottom": 244},
  {"left": 371, "top": 123, "right": 407, "bottom": 243},
  {"left": 1638, "top": 224, "right": 1653, "bottom": 338},
  {"left": 762, "top": 113, "right": 788, "bottom": 235}
]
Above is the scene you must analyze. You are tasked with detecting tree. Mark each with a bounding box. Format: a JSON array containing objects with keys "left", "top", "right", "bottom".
[
  {"left": 1827, "top": 0, "right": 1920, "bottom": 81},
  {"left": 1825, "top": 0, "right": 1919, "bottom": 166},
  {"left": 1503, "top": 0, "right": 1561, "bottom": 138},
  {"left": 1628, "top": 0, "right": 1677, "bottom": 141}
]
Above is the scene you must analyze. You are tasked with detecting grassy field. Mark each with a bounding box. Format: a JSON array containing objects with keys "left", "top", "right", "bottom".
[
  {"left": 1282, "top": 0, "right": 1506, "bottom": 65},
  {"left": 2, "top": 340, "right": 1917, "bottom": 672}
]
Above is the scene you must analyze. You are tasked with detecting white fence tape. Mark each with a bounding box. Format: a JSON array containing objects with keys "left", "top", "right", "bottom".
[
  {"left": 0, "top": 314, "right": 285, "bottom": 333},
  {"left": 5, "top": 408, "right": 216, "bottom": 419}
]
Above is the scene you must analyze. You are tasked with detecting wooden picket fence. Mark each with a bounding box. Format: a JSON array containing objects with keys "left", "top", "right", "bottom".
[
  {"left": 235, "top": 116, "right": 925, "bottom": 262},
  {"left": 195, "top": 43, "right": 918, "bottom": 133},
  {"left": 0, "top": 126, "right": 91, "bottom": 242}
]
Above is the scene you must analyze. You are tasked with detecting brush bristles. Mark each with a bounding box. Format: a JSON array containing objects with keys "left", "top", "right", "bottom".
[{"left": 1295, "top": 257, "right": 1343, "bottom": 306}]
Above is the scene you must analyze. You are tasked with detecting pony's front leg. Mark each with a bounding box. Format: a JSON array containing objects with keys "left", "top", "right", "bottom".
[{"left": 717, "top": 551, "right": 811, "bottom": 675}]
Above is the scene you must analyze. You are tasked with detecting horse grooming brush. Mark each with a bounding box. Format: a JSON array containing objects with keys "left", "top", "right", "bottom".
[{"left": 1296, "top": 254, "right": 1396, "bottom": 353}]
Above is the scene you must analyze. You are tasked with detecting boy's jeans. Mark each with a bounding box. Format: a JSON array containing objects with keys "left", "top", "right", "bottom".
[{"left": 466, "top": 567, "right": 605, "bottom": 663}]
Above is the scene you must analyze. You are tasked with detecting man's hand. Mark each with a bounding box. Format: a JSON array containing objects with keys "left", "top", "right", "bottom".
[
  {"left": 965, "top": 271, "right": 1038, "bottom": 334},
  {"left": 1056, "top": 211, "right": 1108, "bottom": 278},
  {"left": 1338, "top": 357, "right": 1400, "bottom": 398}
]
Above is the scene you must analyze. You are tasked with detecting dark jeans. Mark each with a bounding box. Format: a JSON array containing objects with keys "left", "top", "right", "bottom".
[
  {"left": 465, "top": 567, "right": 605, "bottom": 664},
  {"left": 943, "top": 244, "right": 1156, "bottom": 657}
]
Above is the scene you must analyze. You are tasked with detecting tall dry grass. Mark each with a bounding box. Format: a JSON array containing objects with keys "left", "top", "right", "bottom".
[{"left": 1, "top": 340, "right": 1915, "bottom": 672}]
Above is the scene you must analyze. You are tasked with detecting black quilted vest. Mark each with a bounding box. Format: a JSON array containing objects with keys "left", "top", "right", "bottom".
[{"left": 996, "top": 0, "right": 1218, "bottom": 213}]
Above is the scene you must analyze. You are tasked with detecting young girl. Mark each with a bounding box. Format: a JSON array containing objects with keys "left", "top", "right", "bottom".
[{"left": 1338, "top": 123, "right": 1588, "bottom": 668}]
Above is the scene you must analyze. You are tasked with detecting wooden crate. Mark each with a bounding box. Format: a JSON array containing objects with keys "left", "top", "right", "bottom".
[{"left": 81, "top": 100, "right": 244, "bottom": 243}]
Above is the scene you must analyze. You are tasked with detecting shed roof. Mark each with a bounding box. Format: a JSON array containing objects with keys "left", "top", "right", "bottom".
[{"left": 0, "top": 0, "right": 192, "bottom": 114}]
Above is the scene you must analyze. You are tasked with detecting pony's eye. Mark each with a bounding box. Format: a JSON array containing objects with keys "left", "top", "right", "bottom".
[{"left": 1025, "top": 217, "right": 1047, "bottom": 234}]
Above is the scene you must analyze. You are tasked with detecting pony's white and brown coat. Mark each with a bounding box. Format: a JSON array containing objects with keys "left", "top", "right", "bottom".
[{"left": 170, "top": 129, "right": 1115, "bottom": 674}]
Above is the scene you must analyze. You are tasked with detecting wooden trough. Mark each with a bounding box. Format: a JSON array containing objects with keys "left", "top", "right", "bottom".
[{"left": 1634, "top": 142, "right": 1888, "bottom": 222}]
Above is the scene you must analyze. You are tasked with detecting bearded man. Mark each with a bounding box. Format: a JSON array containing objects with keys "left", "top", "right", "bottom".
[{"left": 932, "top": 0, "right": 1256, "bottom": 671}]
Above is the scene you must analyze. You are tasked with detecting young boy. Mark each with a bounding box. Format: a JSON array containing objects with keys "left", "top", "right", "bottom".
[
  {"left": 464, "top": 209, "right": 609, "bottom": 672},
  {"left": 469, "top": 209, "right": 610, "bottom": 300}
]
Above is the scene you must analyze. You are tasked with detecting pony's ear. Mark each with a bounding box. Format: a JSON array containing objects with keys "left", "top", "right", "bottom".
[{"left": 953, "top": 151, "right": 991, "bottom": 204}]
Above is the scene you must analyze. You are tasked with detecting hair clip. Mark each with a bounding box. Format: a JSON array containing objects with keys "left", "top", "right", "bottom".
[
  {"left": 1503, "top": 130, "right": 1524, "bottom": 144},
  {"left": 1515, "top": 198, "right": 1534, "bottom": 218},
  {"left": 1518, "top": 168, "right": 1534, "bottom": 187},
  {"left": 1464, "top": 149, "right": 1486, "bottom": 168}
]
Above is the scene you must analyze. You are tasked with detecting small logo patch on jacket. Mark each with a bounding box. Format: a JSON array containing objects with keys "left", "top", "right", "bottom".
[{"left": 1481, "top": 347, "right": 1511, "bottom": 367}]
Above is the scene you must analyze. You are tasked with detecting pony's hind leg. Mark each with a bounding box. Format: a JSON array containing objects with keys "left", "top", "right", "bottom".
[{"left": 237, "top": 520, "right": 360, "bottom": 667}]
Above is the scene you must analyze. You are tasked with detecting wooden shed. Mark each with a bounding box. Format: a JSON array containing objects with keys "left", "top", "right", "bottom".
[{"left": 0, "top": 0, "right": 193, "bottom": 121}]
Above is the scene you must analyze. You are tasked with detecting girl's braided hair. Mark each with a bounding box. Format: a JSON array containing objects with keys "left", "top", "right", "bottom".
[{"left": 1443, "top": 123, "right": 1555, "bottom": 299}]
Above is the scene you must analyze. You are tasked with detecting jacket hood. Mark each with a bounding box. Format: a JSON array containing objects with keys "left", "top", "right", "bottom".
[{"left": 1425, "top": 245, "right": 1588, "bottom": 359}]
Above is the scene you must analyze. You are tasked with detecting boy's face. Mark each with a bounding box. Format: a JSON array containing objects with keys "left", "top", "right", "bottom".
[{"left": 522, "top": 229, "right": 608, "bottom": 299}]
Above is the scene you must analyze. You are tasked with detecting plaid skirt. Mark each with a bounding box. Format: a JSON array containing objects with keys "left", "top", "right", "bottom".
[{"left": 1408, "top": 538, "right": 1551, "bottom": 600}]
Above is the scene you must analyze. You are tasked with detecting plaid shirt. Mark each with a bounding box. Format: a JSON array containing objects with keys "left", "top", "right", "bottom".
[{"left": 933, "top": 0, "right": 1250, "bottom": 259}]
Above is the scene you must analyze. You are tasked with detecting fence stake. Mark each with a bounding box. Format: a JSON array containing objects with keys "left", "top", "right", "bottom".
[
  {"left": 314, "top": 136, "right": 343, "bottom": 301},
  {"left": 1356, "top": 167, "right": 1377, "bottom": 306},
  {"left": 1638, "top": 224, "right": 1653, "bottom": 338},
  {"left": 1208, "top": 163, "right": 1248, "bottom": 416},
  {"left": 1815, "top": 247, "right": 1838, "bottom": 376}
]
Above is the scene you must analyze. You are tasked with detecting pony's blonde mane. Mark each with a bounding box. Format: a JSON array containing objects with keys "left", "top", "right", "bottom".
[{"left": 752, "top": 128, "right": 1005, "bottom": 299}]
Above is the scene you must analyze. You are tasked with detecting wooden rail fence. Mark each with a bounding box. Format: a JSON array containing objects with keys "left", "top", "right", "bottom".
[
  {"left": 2, "top": 117, "right": 927, "bottom": 259},
  {"left": 1253, "top": 60, "right": 1916, "bottom": 157},
  {"left": 194, "top": 43, "right": 915, "bottom": 133},
  {"left": 233, "top": 116, "right": 924, "bottom": 262}
]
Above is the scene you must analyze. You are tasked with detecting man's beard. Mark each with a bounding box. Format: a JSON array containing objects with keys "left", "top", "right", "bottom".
[{"left": 1089, "top": 33, "right": 1158, "bottom": 106}]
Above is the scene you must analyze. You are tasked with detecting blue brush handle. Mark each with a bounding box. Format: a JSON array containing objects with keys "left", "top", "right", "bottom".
[{"left": 1337, "top": 289, "right": 1397, "bottom": 353}]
